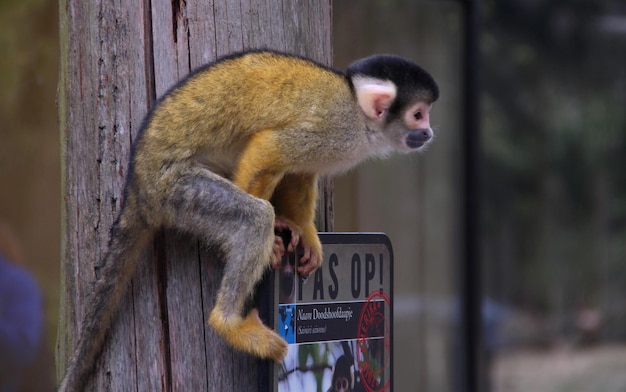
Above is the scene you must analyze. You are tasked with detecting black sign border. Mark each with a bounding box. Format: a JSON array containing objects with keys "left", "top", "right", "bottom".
[{"left": 259, "top": 232, "right": 394, "bottom": 392}]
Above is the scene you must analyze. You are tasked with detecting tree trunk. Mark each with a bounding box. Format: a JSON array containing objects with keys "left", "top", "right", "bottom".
[{"left": 56, "top": 1, "right": 332, "bottom": 390}]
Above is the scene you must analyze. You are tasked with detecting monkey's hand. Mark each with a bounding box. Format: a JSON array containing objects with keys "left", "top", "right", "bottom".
[
  {"left": 298, "top": 224, "right": 323, "bottom": 277},
  {"left": 274, "top": 217, "right": 301, "bottom": 253},
  {"left": 274, "top": 217, "right": 322, "bottom": 277}
]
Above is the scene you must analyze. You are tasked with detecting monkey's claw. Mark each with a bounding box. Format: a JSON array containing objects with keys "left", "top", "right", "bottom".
[
  {"left": 274, "top": 217, "right": 301, "bottom": 252},
  {"left": 297, "top": 245, "right": 321, "bottom": 276}
]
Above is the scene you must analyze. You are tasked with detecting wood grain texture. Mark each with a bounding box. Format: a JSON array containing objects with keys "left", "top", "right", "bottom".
[{"left": 57, "top": 0, "right": 332, "bottom": 390}]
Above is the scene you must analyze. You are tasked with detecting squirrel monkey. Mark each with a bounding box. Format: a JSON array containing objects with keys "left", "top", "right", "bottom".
[{"left": 59, "top": 50, "right": 438, "bottom": 391}]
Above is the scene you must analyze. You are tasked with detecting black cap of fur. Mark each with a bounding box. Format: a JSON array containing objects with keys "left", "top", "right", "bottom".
[{"left": 347, "top": 54, "right": 439, "bottom": 119}]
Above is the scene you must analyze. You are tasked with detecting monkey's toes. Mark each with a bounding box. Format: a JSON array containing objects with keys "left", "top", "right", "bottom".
[
  {"left": 209, "top": 308, "right": 288, "bottom": 361},
  {"left": 243, "top": 316, "right": 288, "bottom": 361},
  {"left": 265, "top": 335, "right": 288, "bottom": 362}
]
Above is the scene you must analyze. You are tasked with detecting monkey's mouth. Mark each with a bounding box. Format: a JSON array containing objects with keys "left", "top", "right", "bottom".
[{"left": 405, "top": 129, "right": 432, "bottom": 149}]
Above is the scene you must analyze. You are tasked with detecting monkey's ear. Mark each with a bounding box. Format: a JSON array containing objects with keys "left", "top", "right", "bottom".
[{"left": 351, "top": 76, "right": 397, "bottom": 120}]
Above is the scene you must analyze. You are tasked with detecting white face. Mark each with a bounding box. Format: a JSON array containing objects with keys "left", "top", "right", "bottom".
[
  {"left": 361, "top": 98, "right": 436, "bottom": 158},
  {"left": 401, "top": 100, "right": 434, "bottom": 149}
]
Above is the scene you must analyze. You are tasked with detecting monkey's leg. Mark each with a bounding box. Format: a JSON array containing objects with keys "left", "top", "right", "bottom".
[
  {"left": 163, "top": 165, "right": 287, "bottom": 361},
  {"left": 272, "top": 173, "right": 323, "bottom": 277}
]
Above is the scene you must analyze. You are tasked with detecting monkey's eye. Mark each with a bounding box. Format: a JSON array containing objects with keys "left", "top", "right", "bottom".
[{"left": 414, "top": 112, "right": 423, "bottom": 120}]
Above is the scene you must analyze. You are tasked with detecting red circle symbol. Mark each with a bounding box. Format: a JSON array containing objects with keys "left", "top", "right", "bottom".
[{"left": 356, "top": 290, "right": 391, "bottom": 392}]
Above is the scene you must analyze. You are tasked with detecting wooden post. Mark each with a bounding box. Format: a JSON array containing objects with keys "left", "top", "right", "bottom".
[{"left": 56, "top": 1, "right": 332, "bottom": 390}]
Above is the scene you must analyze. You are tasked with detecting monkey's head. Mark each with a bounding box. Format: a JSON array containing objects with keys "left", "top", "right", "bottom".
[
  {"left": 330, "top": 355, "right": 354, "bottom": 392},
  {"left": 347, "top": 54, "right": 439, "bottom": 155}
]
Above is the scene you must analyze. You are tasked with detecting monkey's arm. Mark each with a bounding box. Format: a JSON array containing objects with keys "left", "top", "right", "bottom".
[
  {"left": 233, "top": 130, "right": 286, "bottom": 200},
  {"left": 272, "top": 173, "right": 322, "bottom": 276},
  {"left": 232, "top": 130, "right": 322, "bottom": 275}
]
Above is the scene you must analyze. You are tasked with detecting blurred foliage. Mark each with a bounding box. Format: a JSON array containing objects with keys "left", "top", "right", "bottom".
[
  {"left": 481, "top": 0, "right": 626, "bottom": 340},
  {"left": 277, "top": 344, "right": 330, "bottom": 392},
  {"left": 298, "top": 343, "right": 328, "bottom": 392}
]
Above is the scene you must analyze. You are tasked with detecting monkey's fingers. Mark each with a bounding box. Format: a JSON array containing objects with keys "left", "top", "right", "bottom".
[
  {"left": 274, "top": 218, "right": 295, "bottom": 233},
  {"left": 270, "top": 236, "right": 285, "bottom": 269},
  {"left": 288, "top": 232, "right": 300, "bottom": 253},
  {"left": 297, "top": 246, "right": 321, "bottom": 276}
]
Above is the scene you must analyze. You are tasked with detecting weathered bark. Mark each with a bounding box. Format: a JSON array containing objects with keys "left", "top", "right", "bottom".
[{"left": 57, "top": 1, "right": 332, "bottom": 390}]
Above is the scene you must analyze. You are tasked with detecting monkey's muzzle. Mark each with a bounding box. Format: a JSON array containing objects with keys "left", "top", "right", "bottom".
[{"left": 405, "top": 129, "right": 432, "bottom": 149}]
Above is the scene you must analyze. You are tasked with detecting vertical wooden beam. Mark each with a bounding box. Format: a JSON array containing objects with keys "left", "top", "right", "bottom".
[{"left": 57, "top": 0, "right": 332, "bottom": 390}]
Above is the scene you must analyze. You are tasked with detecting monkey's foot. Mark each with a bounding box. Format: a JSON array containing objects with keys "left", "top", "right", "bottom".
[{"left": 208, "top": 308, "right": 288, "bottom": 361}]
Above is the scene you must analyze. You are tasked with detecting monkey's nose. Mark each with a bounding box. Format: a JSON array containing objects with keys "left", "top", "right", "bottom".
[{"left": 406, "top": 129, "right": 432, "bottom": 149}]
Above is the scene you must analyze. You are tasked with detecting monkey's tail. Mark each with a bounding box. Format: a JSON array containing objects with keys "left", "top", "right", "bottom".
[{"left": 58, "top": 212, "right": 153, "bottom": 392}]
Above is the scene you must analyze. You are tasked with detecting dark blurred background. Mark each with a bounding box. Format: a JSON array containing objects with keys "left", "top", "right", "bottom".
[
  {"left": 0, "top": 0, "right": 58, "bottom": 390},
  {"left": 1, "top": 0, "right": 625, "bottom": 391}
]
